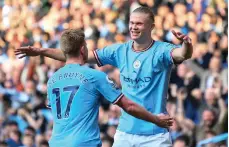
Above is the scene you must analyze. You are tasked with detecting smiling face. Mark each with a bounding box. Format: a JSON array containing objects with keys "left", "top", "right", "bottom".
[{"left": 129, "top": 12, "right": 154, "bottom": 42}]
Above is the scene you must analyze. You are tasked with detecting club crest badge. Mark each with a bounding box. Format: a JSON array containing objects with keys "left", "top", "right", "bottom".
[
  {"left": 106, "top": 75, "right": 119, "bottom": 89},
  {"left": 106, "top": 75, "right": 114, "bottom": 84},
  {"left": 133, "top": 60, "right": 141, "bottom": 69}
]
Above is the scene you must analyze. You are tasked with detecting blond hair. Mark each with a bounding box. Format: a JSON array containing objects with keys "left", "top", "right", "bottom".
[
  {"left": 132, "top": 7, "right": 155, "bottom": 23},
  {"left": 60, "top": 29, "right": 85, "bottom": 57}
]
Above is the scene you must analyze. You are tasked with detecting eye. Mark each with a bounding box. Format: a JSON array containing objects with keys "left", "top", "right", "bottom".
[{"left": 137, "top": 23, "right": 143, "bottom": 26}]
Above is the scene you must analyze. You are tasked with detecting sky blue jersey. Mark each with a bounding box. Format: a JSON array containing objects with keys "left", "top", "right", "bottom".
[
  {"left": 47, "top": 64, "right": 123, "bottom": 147},
  {"left": 94, "top": 40, "right": 178, "bottom": 135}
]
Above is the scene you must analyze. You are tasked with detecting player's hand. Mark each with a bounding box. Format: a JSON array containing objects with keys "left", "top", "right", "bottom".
[
  {"left": 155, "top": 114, "right": 174, "bottom": 128},
  {"left": 14, "top": 46, "right": 41, "bottom": 59},
  {"left": 171, "top": 30, "right": 192, "bottom": 44}
]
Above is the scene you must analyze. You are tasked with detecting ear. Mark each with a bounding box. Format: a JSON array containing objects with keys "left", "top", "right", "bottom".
[
  {"left": 80, "top": 45, "right": 84, "bottom": 56},
  {"left": 151, "top": 23, "right": 155, "bottom": 30}
]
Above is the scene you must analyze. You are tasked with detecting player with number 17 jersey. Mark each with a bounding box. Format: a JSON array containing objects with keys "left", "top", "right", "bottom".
[{"left": 47, "top": 64, "right": 123, "bottom": 147}]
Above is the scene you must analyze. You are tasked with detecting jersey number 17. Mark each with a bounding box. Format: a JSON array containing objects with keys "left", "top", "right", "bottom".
[{"left": 52, "top": 85, "right": 79, "bottom": 119}]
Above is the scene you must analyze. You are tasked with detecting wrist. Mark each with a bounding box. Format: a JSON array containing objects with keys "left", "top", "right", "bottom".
[
  {"left": 153, "top": 115, "right": 159, "bottom": 124},
  {"left": 39, "top": 48, "right": 45, "bottom": 55}
]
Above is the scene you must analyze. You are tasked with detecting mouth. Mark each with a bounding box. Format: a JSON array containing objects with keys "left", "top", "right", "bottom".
[{"left": 131, "top": 31, "right": 141, "bottom": 36}]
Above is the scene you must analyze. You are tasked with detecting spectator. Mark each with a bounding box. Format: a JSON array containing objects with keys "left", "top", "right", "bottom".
[
  {"left": 0, "top": 0, "right": 227, "bottom": 146},
  {"left": 195, "top": 109, "right": 226, "bottom": 143},
  {"left": 173, "top": 135, "right": 190, "bottom": 147}
]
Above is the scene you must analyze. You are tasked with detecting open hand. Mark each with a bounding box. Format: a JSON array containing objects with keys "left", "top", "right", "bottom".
[
  {"left": 172, "top": 30, "right": 192, "bottom": 44},
  {"left": 14, "top": 46, "right": 41, "bottom": 59}
]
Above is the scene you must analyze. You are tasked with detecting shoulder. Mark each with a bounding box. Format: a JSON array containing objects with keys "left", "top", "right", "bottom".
[
  {"left": 104, "top": 41, "right": 130, "bottom": 50},
  {"left": 47, "top": 67, "right": 63, "bottom": 88},
  {"left": 155, "top": 41, "right": 174, "bottom": 48},
  {"left": 82, "top": 67, "right": 106, "bottom": 80},
  {"left": 153, "top": 41, "right": 179, "bottom": 54}
]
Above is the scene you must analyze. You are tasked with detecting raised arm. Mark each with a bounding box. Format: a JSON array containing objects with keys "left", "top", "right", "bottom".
[
  {"left": 15, "top": 46, "right": 97, "bottom": 63},
  {"left": 171, "top": 30, "right": 193, "bottom": 64},
  {"left": 116, "top": 96, "right": 173, "bottom": 128}
]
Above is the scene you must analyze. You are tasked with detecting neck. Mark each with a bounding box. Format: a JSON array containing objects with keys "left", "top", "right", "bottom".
[
  {"left": 65, "top": 57, "right": 85, "bottom": 65},
  {"left": 133, "top": 38, "right": 153, "bottom": 51}
]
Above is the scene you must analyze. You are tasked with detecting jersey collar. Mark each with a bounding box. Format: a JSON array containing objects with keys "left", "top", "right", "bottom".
[{"left": 131, "top": 40, "right": 154, "bottom": 53}]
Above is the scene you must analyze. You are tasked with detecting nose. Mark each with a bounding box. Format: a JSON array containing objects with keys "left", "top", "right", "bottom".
[{"left": 132, "top": 24, "right": 138, "bottom": 30}]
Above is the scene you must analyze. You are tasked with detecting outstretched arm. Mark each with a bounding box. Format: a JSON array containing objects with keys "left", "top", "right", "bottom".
[
  {"left": 15, "top": 47, "right": 66, "bottom": 61},
  {"left": 171, "top": 30, "right": 193, "bottom": 64},
  {"left": 116, "top": 96, "right": 173, "bottom": 128},
  {"left": 15, "top": 46, "right": 97, "bottom": 63}
]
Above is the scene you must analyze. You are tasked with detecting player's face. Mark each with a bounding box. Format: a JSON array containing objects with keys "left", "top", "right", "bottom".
[{"left": 129, "top": 12, "right": 153, "bottom": 41}]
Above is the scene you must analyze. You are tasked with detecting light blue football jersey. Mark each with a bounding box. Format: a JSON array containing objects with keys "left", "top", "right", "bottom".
[
  {"left": 47, "top": 64, "right": 123, "bottom": 147},
  {"left": 94, "top": 40, "right": 178, "bottom": 135}
]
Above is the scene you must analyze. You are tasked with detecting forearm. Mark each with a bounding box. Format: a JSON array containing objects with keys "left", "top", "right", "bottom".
[
  {"left": 24, "top": 113, "right": 43, "bottom": 129},
  {"left": 180, "top": 42, "right": 193, "bottom": 60},
  {"left": 218, "top": 98, "right": 226, "bottom": 123},
  {"left": 124, "top": 102, "right": 158, "bottom": 124},
  {"left": 24, "top": 113, "right": 38, "bottom": 129},
  {"left": 172, "top": 42, "right": 193, "bottom": 63},
  {"left": 177, "top": 99, "right": 185, "bottom": 119},
  {"left": 40, "top": 48, "right": 66, "bottom": 61}
]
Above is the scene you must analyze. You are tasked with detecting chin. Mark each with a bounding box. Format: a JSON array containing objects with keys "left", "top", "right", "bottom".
[{"left": 131, "top": 36, "right": 139, "bottom": 40}]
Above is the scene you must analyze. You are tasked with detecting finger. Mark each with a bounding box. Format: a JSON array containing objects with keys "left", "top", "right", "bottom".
[
  {"left": 16, "top": 47, "right": 30, "bottom": 50},
  {"left": 157, "top": 113, "right": 166, "bottom": 117},
  {"left": 167, "top": 119, "right": 174, "bottom": 123},
  {"left": 163, "top": 119, "right": 173, "bottom": 125},
  {"left": 14, "top": 49, "right": 25, "bottom": 53},
  {"left": 15, "top": 52, "right": 24, "bottom": 56},
  {"left": 14, "top": 50, "right": 22, "bottom": 54},
  {"left": 183, "top": 36, "right": 189, "bottom": 43},
  {"left": 183, "top": 35, "right": 189, "bottom": 40},
  {"left": 184, "top": 36, "right": 192, "bottom": 44},
  {"left": 162, "top": 115, "right": 173, "bottom": 119},
  {"left": 165, "top": 120, "right": 173, "bottom": 126},
  {"left": 176, "top": 32, "right": 183, "bottom": 35},
  {"left": 14, "top": 49, "right": 27, "bottom": 54},
  {"left": 172, "top": 30, "right": 185, "bottom": 40},
  {"left": 167, "top": 123, "right": 173, "bottom": 127},
  {"left": 18, "top": 54, "right": 27, "bottom": 59},
  {"left": 14, "top": 49, "right": 26, "bottom": 53},
  {"left": 188, "top": 38, "right": 192, "bottom": 43},
  {"left": 177, "top": 34, "right": 186, "bottom": 40},
  {"left": 172, "top": 30, "right": 182, "bottom": 39},
  {"left": 171, "top": 30, "right": 177, "bottom": 36}
]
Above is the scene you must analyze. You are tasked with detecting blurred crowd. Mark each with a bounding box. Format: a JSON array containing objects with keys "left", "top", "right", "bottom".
[{"left": 0, "top": 0, "right": 227, "bottom": 147}]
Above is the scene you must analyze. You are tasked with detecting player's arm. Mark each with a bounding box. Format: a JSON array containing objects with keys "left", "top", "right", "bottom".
[
  {"left": 95, "top": 73, "right": 173, "bottom": 128},
  {"left": 171, "top": 30, "right": 193, "bottom": 64},
  {"left": 115, "top": 95, "right": 173, "bottom": 128},
  {"left": 14, "top": 46, "right": 97, "bottom": 63}
]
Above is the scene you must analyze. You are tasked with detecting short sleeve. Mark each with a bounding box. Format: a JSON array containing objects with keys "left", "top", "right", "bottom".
[
  {"left": 162, "top": 42, "right": 181, "bottom": 67},
  {"left": 93, "top": 44, "right": 121, "bottom": 67},
  {"left": 95, "top": 72, "right": 123, "bottom": 104}
]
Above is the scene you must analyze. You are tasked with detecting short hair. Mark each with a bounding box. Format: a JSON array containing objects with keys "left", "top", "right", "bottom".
[
  {"left": 39, "top": 140, "right": 49, "bottom": 147},
  {"left": 7, "top": 121, "right": 18, "bottom": 127},
  {"left": 60, "top": 29, "right": 85, "bottom": 57},
  {"left": 175, "top": 135, "right": 190, "bottom": 146},
  {"left": 205, "top": 130, "right": 217, "bottom": 136},
  {"left": 132, "top": 7, "right": 155, "bottom": 23}
]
